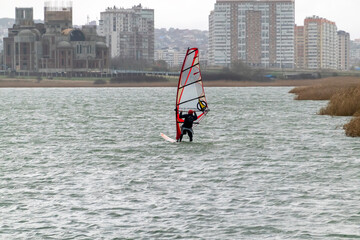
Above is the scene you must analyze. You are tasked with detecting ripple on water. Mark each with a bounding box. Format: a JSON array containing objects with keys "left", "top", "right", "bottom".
[{"left": 0, "top": 87, "right": 359, "bottom": 239}]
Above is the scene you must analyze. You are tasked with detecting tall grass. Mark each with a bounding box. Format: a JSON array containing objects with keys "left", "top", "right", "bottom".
[
  {"left": 316, "top": 85, "right": 360, "bottom": 137},
  {"left": 290, "top": 77, "right": 360, "bottom": 137},
  {"left": 344, "top": 117, "right": 360, "bottom": 137},
  {"left": 319, "top": 86, "right": 360, "bottom": 116},
  {"left": 289, "top": 76, "right": 360, "bottom": 100},
  {"left": 289, "top": 85, "right": 343, "bottom": 100}
]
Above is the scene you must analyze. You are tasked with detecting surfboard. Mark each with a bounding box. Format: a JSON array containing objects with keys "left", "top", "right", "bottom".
[{"left": 160, "top": 133, "right": 177, "bottom": 143}]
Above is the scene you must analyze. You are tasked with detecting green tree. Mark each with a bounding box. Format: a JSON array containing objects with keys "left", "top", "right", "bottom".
[{"left": 231, "top": 60, "right": 252, "bottom": 76}]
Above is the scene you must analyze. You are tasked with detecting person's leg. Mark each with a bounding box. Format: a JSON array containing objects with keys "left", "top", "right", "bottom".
[
  {"left": 179, "top": 127, "right": 184, "bottom": 142},
  {"left": 188, "top": 130, "right": 193, "bottom": 142},
  {"left": 182, "top": 130, "right": 189, "bottom": 142}
]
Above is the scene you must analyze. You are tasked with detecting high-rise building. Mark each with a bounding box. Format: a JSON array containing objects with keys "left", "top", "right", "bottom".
[
  {"left": 294, "top": 25, "right": 305, "bottom": 69},
  {"left": 98, "top": 4, "right": 154, "bottom": 62},
  {"left": 304, "top": 16, "right": 338, "bottom": 70},
  {"left": 350, "top": 39, "right": 360, "bottom": 68},
  {"left": 208, "top": 0, "right": 295, "bottom": 69},
  {"left": 338, "top": 30, "right": 350, "bottom": 71}
]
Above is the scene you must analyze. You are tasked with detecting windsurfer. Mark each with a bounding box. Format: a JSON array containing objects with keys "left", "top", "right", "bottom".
[{"left": 178, "top": 110, "right": 198, "bottom": 142}]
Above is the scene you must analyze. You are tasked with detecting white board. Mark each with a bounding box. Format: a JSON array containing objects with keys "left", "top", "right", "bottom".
[{"left": 160, "top": 133, "right": 177, "bottom": 143}]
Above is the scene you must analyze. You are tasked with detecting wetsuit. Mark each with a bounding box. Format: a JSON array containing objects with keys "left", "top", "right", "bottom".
[{"left": 179, "top": 112, "right": 198, "bottom": 142}]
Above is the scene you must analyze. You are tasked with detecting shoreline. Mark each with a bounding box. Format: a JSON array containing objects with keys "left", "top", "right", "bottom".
[{"left": 1, "top": 76, "right": 360, "bottom": 88}]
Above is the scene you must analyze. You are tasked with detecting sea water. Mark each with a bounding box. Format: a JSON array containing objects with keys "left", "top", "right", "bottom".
[{"left": 0, "top": 87, "right": 359, "bottom": 239}]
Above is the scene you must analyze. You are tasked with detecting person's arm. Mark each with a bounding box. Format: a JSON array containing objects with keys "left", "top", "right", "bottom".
[
  {"left": 179, "top": 111, "right": 184, "bottom": 118},
  {"left": 194, "top": 112, "right": 198, "bottom": 119}
]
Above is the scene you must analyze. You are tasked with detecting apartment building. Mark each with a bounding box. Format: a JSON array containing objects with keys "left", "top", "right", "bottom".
[
  {"left": 208, "top": 0, "right": 295, "bottom": 69},
  {"left": 294, "top": 25, "right": 305, "bottom": 69},
  {"left": 304, "top": 16, "right": 338, "bottom": 70},
  {"left": 338, "top": 30, "right": 350, "bottom": 71},
  {"left": 98, "top": 4, "right": 154, "bottom": 62},
  {"left": 154, "top": 48, "right": 185, "bottom": 68},
  {"left": 350, "top": 39, "right": 360, "bottom": 67}
]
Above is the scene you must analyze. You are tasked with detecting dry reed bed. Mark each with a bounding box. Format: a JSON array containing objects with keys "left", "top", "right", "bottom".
[
  {"left": 289, "top": 76, "right": 360, "bottom": 100},
  {"left": 319, "top": 86, "right": 360, "bottom": 116},
  {"left": 289, "top": 85, "right": 346, "bottom": 100},
  {"left": 290, "top": 77, "right": 360, "bottom": 137},
  {"left": 320, "top": 86, "right": 360, "bottom": 137},
  {"left": 343, "top": 117, "right": 360, "bottom": 137}
]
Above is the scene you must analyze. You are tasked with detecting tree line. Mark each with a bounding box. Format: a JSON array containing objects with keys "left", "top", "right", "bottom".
[{"left": 111, "top": 57, "right": 269, "bottom": 81}]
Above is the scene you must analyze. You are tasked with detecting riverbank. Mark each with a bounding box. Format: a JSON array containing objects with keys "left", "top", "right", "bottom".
[{"left": 1, "top": 76, "right": 359, "bottom": 88}]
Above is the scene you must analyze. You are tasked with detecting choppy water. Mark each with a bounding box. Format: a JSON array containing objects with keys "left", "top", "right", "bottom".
[{"left": 0, "top": 87, "right": 359, "bottom": 239}]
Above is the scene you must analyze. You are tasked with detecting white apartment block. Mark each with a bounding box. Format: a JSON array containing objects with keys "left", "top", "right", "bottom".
[
  {"left": 155, "top": 48, "right": 185, "bottom": 68},
  {"left": 209, "top": 0, "right": 295, "bottom": 69},
  {"left": 304, "top": 16, "right": 338, "bottom": 70},
  {"left": 98, "top": 4, "right": 154, "bottom": 61}
]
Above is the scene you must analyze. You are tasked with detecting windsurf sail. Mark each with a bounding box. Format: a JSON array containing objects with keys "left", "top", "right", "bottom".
[{"left": 175, "top": 48, "right": 209, "bottom": 140}]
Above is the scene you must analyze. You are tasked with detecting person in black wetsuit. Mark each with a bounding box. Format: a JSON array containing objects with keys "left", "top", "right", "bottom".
[{"left": 179, "top": 109, "right": 198, "bottom": 142}]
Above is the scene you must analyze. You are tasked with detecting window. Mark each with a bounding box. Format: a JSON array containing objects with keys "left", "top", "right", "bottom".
[
  {"left": 113, "top": 17, "right": 116, "bottom": 31},
  {"left": 77, "top": 45, "right": 82, "bottom": 54}
]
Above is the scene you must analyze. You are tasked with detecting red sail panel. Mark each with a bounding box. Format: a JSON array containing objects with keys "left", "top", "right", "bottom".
[{"left": 175, "top": 48, "right": 209, "bottom": 140}]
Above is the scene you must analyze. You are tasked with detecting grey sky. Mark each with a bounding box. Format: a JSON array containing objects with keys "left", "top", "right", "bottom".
[{"left": 2, "top": 0, "right": 359, "bottom": 39}]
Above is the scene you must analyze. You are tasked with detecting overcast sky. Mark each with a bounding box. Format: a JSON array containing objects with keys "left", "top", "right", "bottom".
[{"left": 1, "top": 0, "right": 359, "bottom": 39}]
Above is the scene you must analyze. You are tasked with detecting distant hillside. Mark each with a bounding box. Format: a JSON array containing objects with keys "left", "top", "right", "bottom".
[
  {"left": 0, "top": 18, "right": 15, "bottom": 49},
  {"left": 155, "top": 28, "right": 208, "bottom": 53},
  {"left": 0, "top": 18, "right": 15, "bottom": 26},
  {"left": 0, "top": 18, "right": 42, "bottom": 27},
  {"left": 0, "top": 18, "right": 209, "bottom": 54}
]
